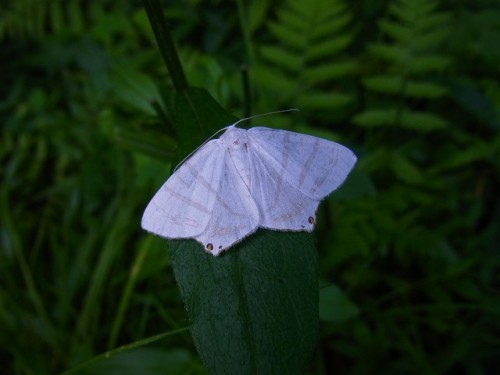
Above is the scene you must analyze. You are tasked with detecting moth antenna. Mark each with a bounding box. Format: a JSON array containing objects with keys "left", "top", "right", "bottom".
[
  {"left": 233, "top": 108, "right": 299, "bottom": 127},
  {"left": 173, "top": 109, "right": 299, "bottom": 172}
]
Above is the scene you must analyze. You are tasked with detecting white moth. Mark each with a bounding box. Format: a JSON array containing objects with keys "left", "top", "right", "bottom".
[{"left": 142, "top": 119, "right": 357, "bottom": 256}]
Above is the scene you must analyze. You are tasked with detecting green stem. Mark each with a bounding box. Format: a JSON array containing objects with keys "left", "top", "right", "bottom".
[{"left": 142, "top": 0, "right": 188, "bottom": 92}]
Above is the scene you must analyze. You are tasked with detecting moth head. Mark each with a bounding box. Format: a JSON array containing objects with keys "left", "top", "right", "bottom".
[{"left": 222, "top": 126, "right": 248, "bottom": 150}]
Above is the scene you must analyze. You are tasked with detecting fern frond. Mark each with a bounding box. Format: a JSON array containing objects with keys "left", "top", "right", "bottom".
[
  {"left": 354, "top": 0, "right": 451, "bottom": 132},
  {"left": 255, "top": 0, "right": 356, "bottom": 115}
]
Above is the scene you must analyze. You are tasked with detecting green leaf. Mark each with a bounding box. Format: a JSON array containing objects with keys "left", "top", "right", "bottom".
[
  {"left": 436, "top": 139, "right": 500, "bottom": 170},
  {"left": 352, "top": 109, "right": 398, "bottom": 127},
  {"left": 389, "top": 152, "right": 423, "bottom": 184},
  {"left": 307, "top": 34, "right": 353, "bottom": 61},
  {"left": 172, "top": 87, "right": 236, "bottom": 159},
  {"left": 400, "top": 110, "right": 448, "bottom": 131},
  {"left": 368, "top": 44, "right": 409, "bottom": 64},
  {"left": 363, "top": 75, "right": 405, "bottom": 95},
  {"left": 303, "top": 61, "right": 357, "bottom": 84},
  {"left": 363, "top": 75, "right": 447, "bottom": 98},
  {"left": 268, "top": 21, "right": 306, "bottom": 50},
  {"left": 247, "top": 0, "right": 271, "bottom": 34},
  {"left": 311, "top": 12, "right": 351, "bottom": 40},
  {"left": 319, "top": 284, "right": 359, "bottom": 323},
  {"left": 253, "top": 66, "right": 296, "bottom": 95},
  {"left": 297, "top": 91, "right": 353, "bottom": 110},
  {"left": 407, "top": 55, "right": 451, "bottom": 73},
  {"left": 411, "top": 28, "right": 450, "bottom": 50},
  {"left": 378, "top": 20, "right": 412, "bottom": 43},
  {"left": 170, "top": 231, "right": 319, "bottom": 375},
  {"left": 404, "top": 80, "right": 447, "bottom": 98},
  {"left": 260, "top": 45, "right": 302, "bottom": 72},
  {"left": 109, "top": 64, "right": 162, "bottom": 115},
  {"left": 353, "top": 108, "right": 448, "bottom": 131},
  {"left": 114, "top": 125, "right": 177, "bottom": 161}
]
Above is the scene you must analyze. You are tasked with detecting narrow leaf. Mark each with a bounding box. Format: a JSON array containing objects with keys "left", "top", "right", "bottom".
[
  {"left": 297, "top": 91, "right": 353, "bottom": 110},
  {"left": 307, "top": 34, "right": 353, "bottom": 61},
  {"left": 400, "top": 110, "right": 448, "bottom": 131},
  {"left": 390, "top": 152, "right": 423, "bottom": 184},
  {"left": 260, "top": 45, "right": 302, "bottom": 72},
  {"left": 404, "top": 80, "right": 448, "bottom": 98},
  {"left": 352, "top": 109, "right": 398, "bottom": 127},
  {"left": 311, "top": 12, "right": 351, "bottom": 40},
  {"left": 407, "top": 55, "right": 451, "bottom": 73},
  {"left": 363, "top": 75, "right": 447, "bottom": 98},
  {"left": 378, "top": 20, "right": 412, "bottom": 42},
  {"left": 303, "top": 61, "right": 357, "bottom": 84},
  {"left": 268, "top": 21, "right": 306, "bottom": 50}
]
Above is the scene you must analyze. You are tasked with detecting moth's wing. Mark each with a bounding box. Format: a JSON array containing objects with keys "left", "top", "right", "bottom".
[
  {"left": 141, "top": 140, "right": 225, "bottom": 239},
  {"left": 194, "top": 150, "right": 260, "bottom": 255},
  {"left": 247, "top": 147, "right": 319, "bottom": 231},
  {"left": 248, "top": 127, "right": 357, "bottom": 200}
]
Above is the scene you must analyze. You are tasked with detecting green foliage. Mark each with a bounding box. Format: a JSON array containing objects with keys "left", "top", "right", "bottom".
[
  {"left": 1, "top": 0, "right": 500, "bottom": 374},
  {"left": 255, "top": 0, "right": 357, "bottom": 117},
  {"left": 353, "top": 0, "right": 451, "bottom": 130}
]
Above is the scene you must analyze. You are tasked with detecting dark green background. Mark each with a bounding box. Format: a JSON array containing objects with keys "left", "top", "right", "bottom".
[{"left": 1, "top": 0, "right": 499, "bottom": 374}]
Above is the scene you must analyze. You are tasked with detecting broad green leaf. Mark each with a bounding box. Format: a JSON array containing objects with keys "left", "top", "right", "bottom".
[
  {"left": 170, "top": 231, "right": 319, "bottom": 375},
  {"left": 167, "top": 89, "right": 319, "bottom": 374},
  {"left": 172, "top": 87, "right": 235, "bottom": 158}
]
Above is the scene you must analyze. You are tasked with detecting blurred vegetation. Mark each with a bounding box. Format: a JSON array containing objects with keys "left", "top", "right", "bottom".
[{"left": 1, "top": 0, "right": 499, "bottom": 374}]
